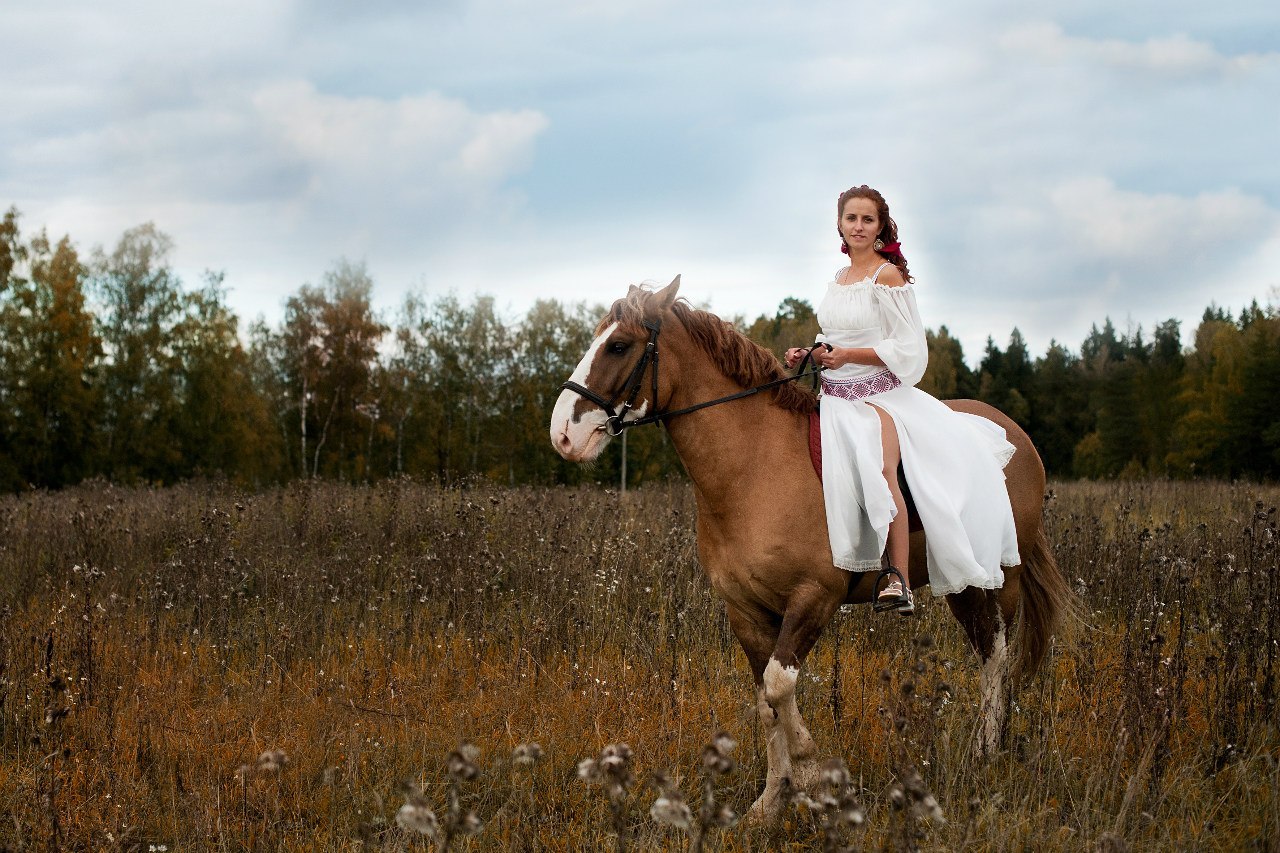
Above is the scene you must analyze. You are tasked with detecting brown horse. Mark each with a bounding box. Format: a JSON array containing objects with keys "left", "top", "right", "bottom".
[{"left": 549, "top": 278, "right": 1071, "bottom": 817}]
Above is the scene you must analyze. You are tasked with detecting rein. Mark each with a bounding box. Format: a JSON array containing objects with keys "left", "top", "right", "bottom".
[{"left": 559, "top": 318, "right": 829, "bottom": 437}]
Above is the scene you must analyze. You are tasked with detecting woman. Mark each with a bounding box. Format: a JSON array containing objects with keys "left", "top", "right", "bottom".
[{"left": 784, "top": 185, "right": 1020, "bottom": 615}]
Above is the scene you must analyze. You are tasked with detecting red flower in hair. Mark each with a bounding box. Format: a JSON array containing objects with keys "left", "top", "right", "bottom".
[{"left": 879, "top": 241, "right": 901, "bottom": 256}]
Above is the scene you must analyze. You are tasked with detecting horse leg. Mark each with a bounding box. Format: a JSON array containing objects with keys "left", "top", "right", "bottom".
[
  {"left": 945, "top": 585, "right": 1012, "bottom": 757},
  {"left": 725, "top": 606, "right": 792, "bottom": 820},
  {"left": 763, "top": 656, "right": 822, "bottom": 800},
  {"left": 738, "top": 591, "right": 836, "bottom": 818},
  {"left": 727, "top": 608, "right": 794, "bottom": 818}
]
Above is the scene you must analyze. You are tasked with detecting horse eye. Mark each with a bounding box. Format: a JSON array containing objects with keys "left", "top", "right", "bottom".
[{"left": 608, "top": 341, "right": 629, "bottom": 354}]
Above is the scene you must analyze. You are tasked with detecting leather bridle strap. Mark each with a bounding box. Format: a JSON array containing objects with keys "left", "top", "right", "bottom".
[
  {"left": 794, "top": 342, "right": 831, "bottom": 393},
  {"left": 624, "top": 361, "right": 824, "bottom": 428},
  {"left": 560, "top": 327, "right": 826, "bottom": 436},
  {"left": 559, "top": 319, "right": 662, "bottom": 437}
]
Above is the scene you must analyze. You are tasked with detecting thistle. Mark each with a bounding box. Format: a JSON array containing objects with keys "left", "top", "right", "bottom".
[
  {"left": 648, "top": 732, "right": 738, "bottom": 851},
  {"left": 396, "top": 744, "right": 485, "bottom": 851},
  {"left": 791, "top": 758, "right": 866, "bottom": 853},
  {"left": 578, "top": 743, "right": 635, "bottom": 852}
]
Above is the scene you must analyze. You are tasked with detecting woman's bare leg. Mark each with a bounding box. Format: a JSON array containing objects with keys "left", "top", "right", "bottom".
[{"left": 873, "top": 406, "right": 909, "bottom": 587}]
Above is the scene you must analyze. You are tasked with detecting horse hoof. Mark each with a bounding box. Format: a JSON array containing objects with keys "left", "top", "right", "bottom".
[{"left": 745, "top": 791, "right": 784, "bottom": 825}]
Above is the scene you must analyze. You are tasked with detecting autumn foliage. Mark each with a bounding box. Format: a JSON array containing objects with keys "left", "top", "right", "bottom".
[{"left": 4, "top": 207, "right": 1280, "bottom": 494}]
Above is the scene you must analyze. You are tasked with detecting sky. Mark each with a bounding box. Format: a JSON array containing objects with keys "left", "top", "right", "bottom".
[{"left": 3, "top": 0, "right": 1278, "bottom": 361}]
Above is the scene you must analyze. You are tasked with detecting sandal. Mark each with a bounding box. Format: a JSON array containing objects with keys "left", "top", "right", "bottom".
[{"left": 873, "top": 567, "right": 915, "bottom": 616}]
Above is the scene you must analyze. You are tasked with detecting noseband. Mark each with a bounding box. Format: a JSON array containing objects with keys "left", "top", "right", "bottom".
[
  {"left": 559, "top": 318, "right": 827, "bottom": 436},
  {"left": 560, "top": 319, "right": 663, "bottom": 437}
]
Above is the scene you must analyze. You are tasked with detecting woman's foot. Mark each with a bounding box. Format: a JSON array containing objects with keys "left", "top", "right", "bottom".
[
  {"left": 877, "top": 580, "right": 915, "bottom": 616},
  {"left": 873, "top": 567, "right": 914, "bottom": 615}
]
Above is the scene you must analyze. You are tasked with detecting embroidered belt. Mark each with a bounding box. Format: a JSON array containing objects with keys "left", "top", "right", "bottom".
[{"left": 820, "top": 368, "right": 901, "bottom": 401}]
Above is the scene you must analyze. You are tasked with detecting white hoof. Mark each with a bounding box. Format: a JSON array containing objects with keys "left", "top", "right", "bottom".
[{"left": 745, "top": 781, "right": 789, "bottom": 824}]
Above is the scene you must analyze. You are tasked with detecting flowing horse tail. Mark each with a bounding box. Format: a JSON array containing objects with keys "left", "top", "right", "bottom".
[{"left": 1014, "top": 520, "right": 1076, "bottom": 680}]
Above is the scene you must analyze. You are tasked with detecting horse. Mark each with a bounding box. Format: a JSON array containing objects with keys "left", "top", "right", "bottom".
[{"left": 549, "top": 277, "right": 1072, "bottom": 818}]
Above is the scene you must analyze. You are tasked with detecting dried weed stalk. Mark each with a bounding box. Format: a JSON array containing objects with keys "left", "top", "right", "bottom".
[
  {"left": 878, "top": 634, "right": 948, "bottom": 852},
  {"left": 578, "top": 743, "right": 636, "bottom": 852},
  {"left": 650, "top": 732, "right": 739, "bottom": 851},
  {"left": 395, "top": 743, "right": 485, "bottom": 851},
  {"left": 790, "top": 758, "right": 866, "bottom": 853}
]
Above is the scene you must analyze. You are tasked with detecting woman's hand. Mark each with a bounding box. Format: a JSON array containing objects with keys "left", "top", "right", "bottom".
[
  {"left": 814, "top": 345, "right": 852, "bottom": 370},
  {"left": 783, "top": 347, "right": 811, "bottom": 369}
]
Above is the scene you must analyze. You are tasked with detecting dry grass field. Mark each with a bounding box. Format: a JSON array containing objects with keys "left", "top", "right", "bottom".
[{"left": 1, "top": 478, "right": 1277, "bottom": 851}]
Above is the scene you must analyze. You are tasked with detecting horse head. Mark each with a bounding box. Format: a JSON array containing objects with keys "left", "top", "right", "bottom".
[{"left": 549, "top": 276, "right": 681, "bottom": 462}]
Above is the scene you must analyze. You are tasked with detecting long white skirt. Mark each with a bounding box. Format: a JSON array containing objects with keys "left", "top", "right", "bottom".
[{"left": 819, "top": 384, "right": 1021, "bottom": 595}]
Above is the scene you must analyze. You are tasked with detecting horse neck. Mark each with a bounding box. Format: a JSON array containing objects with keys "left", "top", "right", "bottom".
[{"left": 659, "top": 336, "right": 804, "bottom": 506}]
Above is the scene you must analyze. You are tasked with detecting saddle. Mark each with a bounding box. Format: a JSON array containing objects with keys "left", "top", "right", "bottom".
[{"left": 808, "top": 410, "right": 923, "bottom": 533}]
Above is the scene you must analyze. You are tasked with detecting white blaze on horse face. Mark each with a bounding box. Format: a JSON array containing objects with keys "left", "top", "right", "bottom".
[
  {"left": 551, "top": 322, "right": 615, "bottom": 459},
  {"left": 549, "top": 322, "right": 650, "bottom": 462}
]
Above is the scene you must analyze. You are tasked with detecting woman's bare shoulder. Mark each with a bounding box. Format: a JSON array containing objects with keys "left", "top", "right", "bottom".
[{"left": 876, "top": 264, "right": 907, "bottom": 287}]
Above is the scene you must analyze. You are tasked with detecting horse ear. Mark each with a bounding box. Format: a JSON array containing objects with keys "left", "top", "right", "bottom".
[
  {"left": 627, "top": 283, "right": 640, "bottom": 297},
  {"left": 654, "top": 275, "right": 681, "bottom": 310}
]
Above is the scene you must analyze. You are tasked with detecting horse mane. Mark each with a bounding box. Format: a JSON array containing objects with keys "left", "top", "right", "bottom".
[{"left": 598, "top": 288, "right": 818, "bottom": 415}]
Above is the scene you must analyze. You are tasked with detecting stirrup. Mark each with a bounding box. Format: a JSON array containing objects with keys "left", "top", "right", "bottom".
[{"left": 873, "top": 567, "right": 914, "bottom": 615}]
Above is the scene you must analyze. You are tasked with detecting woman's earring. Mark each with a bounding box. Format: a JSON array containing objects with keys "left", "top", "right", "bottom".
[
  {"left": 840, "top": 242, "right": 849, "bottom": 254},
  {"left": 873, "top": 238, "right": 885, "bottom": 251}
]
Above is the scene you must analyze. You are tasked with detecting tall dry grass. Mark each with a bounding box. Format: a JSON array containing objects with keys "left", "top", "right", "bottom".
[{"left": 1, "top": 477, "right": 1277, "bottom": 850}]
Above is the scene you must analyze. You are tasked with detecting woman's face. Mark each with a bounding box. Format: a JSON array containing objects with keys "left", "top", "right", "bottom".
[{"left": 840, "top": 197, "right": 881, "bottom": 251}]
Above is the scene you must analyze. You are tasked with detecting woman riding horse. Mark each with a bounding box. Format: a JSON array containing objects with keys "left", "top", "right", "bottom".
[
  {"left": 549, "top": 192, "right": 1070, "bottom": 819},
  {"left": 784, "top": 185, "right": 1020, "bottom": 616}
]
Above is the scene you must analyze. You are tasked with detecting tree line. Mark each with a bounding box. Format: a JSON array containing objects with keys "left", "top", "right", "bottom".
[{"left": 2, "top": 208, "right": 1277, "bottom": 491}]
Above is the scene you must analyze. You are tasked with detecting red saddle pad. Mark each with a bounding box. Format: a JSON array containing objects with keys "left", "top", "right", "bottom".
[{"left": 809, "top": 411, "right": 823, "bottom": 481}]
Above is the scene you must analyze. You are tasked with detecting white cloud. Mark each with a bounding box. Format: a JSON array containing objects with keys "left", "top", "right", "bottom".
[
  {"left": 1048, "top": 177, "right": 1274, "bottom": 262},
  {"left": 999, "top": 23, "right": 1279, "bottom": 76},
  {"left": 252, "top": 80, "right": 548, "bottom": 210},
  {"left": 3, "top": 0, "right": 1277, "bottom": 362},
  {"left": 920, "top": 178, "right": 1280, "bottom": 359},
  {"left": 25, "top": 78, "right": 551, "bottom": 215},
  {"left": 7, "top": 72, "right": 549, "bottom": 322}
]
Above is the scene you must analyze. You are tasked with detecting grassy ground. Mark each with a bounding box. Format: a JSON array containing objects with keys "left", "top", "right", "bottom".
[{"left": 1, "top": 478, "right": 1277, "bottom": 851}]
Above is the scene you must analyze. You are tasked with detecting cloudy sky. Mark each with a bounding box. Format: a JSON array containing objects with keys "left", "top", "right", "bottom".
[{"left": 3, "top": 0, "right": 1277, "bottom": 360}]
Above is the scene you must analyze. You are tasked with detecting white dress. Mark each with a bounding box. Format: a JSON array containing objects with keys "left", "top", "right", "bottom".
[{"left": 816, "top": 265, "right": 1020, "bottom": 595}]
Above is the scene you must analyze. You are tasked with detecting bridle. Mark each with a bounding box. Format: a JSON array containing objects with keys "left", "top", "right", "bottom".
[
  {"left": 559, "top": 319, "right": 663, "bottom": 437},
  {"left": 559, "top": 317, "right": 828, "bottom": 437}
]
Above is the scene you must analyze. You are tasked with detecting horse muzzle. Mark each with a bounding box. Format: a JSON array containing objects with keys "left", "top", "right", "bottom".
[{"left": 550, "top": 391, "right": 612, "bottom": 462}]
